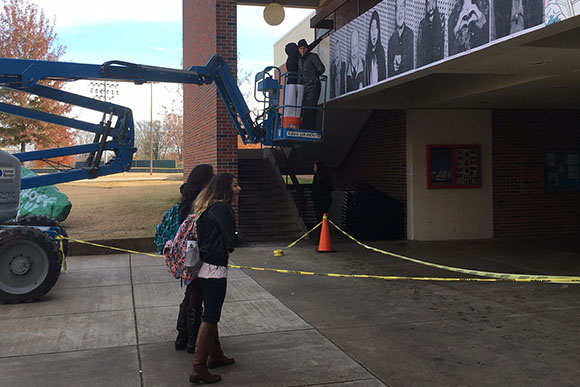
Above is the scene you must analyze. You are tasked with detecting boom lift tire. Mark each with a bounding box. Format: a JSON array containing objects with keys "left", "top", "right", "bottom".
[
  {"left": 15, "top": 215, "right": 69, "bottom": 257},
  {"left": 0, "top": 227, "right": 62, "bottom": 304}
]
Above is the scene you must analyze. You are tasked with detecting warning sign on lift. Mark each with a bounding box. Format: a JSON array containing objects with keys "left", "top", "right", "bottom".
[
  {"left": 0, "top": 166, "right": 15, "bottom": 180},
  {"left": 286, "top": 131, "right": 322, "bottom": 139}
]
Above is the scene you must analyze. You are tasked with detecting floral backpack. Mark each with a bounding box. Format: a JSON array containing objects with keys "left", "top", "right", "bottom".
[{"left": 162, "top": 213, "right": 201, "bottom": 280}]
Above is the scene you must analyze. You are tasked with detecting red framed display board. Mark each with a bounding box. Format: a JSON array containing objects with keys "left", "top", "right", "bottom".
[{"left": 427, "top": 144, "right": 481, "bottom": 189}]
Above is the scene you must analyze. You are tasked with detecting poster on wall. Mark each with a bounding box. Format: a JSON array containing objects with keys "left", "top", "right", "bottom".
[
  {"left": 328, "top": 0, "right": 547, "bottom": 100},
  {"left": 545, "top": 150, "right": 580, "bottom": 191},
  {"left": 427, "top": 144, "right": 481, "bottom": 189}
]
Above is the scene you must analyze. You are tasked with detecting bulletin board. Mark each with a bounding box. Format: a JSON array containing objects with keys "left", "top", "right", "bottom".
[
  {"left": 545, "top": 150, "right": 580, "bottom": 191},
  {"left": 427, "top": 144, "right": 481, "bottom": 189}
]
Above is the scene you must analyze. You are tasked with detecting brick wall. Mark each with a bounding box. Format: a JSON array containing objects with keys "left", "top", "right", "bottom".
[
  {"left": 183, "top": 0, "right": 238, "bottom": 178},
  {"left": 334, "top": 109, "right": 407, "bottom": 229},
  {"left": 493, "top": 110, "right": 580, "bottom": 236}
]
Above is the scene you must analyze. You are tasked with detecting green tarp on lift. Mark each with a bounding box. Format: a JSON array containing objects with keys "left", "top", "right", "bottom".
[{"left": 18, "top": 167, "right": 71, "bottom": 221}]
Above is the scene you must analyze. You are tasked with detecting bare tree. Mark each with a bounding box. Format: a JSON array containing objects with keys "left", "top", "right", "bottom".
[
  {"left": 160, "top": 84, "right": 183, "bottom": 161},
  {"left": 134, "top": 120, "right": 166, "bottom": 160}
]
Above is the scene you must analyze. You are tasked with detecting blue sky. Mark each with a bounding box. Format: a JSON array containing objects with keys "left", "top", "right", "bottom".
[
  {"left": 30, "top": 1, "right": 312, "bottom": 122},
  {"left": 36, "top": 1, "right": 312, "bottom": 73},
  {"left": 54, "top": 21, "right": 183, "bottom": 67}
]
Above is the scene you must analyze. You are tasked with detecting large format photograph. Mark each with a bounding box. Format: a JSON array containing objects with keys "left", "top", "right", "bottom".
[
  {"left": 491, "top": 0, "right": 544, "bottom": 40},
  {"left": 328, "top": 0, "right": 546, "bottom": 100}
]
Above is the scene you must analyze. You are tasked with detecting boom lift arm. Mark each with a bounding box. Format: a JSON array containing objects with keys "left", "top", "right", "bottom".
[
  {"left": 0, "top": 53, "right": 326, "bottom": 304},
  {"left": 0, "top": 55, "right": 274, "bottom": 189}
]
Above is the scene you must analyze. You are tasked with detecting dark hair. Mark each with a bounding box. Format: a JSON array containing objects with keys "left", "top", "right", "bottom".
[
  {"left": 194, "top": 173, "right": 237, "bottom": 216},
  {"left": 365, "top": 10, "right": 386, "bottom": 85},
  {"left": 179, "top": 164, "right": 214, "bottom": 221},
  {"left": 367, "top": 11, "right": 382, "bottom": 50},
  {"left": 297, "top": 39, "right": 308, "bottom": 48},
  {"left": 314, "top": 160, "right": 327, "bottom": 175},
  {"left": 314, "top": 160, "right": 334, "bottom": 190}
]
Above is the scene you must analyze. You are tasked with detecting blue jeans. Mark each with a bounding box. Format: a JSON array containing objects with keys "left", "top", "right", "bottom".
[{"left": 200, "top": 278, "right": 227, "bottom": 324}]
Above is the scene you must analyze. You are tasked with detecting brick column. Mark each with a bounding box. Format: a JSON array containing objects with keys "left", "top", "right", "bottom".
[{"left": 183, "top": 0, "right": 238, "bottom": 177}]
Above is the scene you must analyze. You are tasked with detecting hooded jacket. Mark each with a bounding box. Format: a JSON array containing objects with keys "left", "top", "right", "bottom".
[{"left": 285, "top": 43, "right": 300, "bottom": 84}]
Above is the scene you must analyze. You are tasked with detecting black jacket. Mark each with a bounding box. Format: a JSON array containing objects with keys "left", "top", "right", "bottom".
[
  {"left": 286, "top": 37, "right": 324, "bottom": 85},
  {"left": 285, "top": 43, "right": 300, "bottom": 84},
  {"left": 298, "top": 52, "right": 325, "bottom": 84},
  {"left": 197, "top": 202, "right": 236, "bottom": 267},
  {"left": 312, "top": 173, "right": 333, "bottom": 209}
]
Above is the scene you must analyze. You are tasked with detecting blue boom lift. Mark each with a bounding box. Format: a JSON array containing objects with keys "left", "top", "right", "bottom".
[{"left": 0, "top": 54, "right": 327, "bottom": 303}]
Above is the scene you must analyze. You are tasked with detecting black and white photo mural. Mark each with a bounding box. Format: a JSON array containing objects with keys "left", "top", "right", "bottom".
[
  {"left": 417, "top": 0, "right": 446, "bottom": 67},
  {"left": 347, "top": 25, "right": 365, "bottom": 92},
  {"left": 448, "top": 0, "right": 489, "bottom": 55},
  {"left": 387, "top": 0, "right": 415, "bottom": 76},
  {"left": 491, "top": 0, "right": 544, "bottom": 40},
  {"left": 366, "top": 10, "right": 387, "bottom": 84},
  {"left": 327, "top": 0, "right": 547, "bottom": 100}
]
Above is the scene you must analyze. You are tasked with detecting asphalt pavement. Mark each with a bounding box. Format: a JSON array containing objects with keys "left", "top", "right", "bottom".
[{"left": 1, "top": 234, "right": 580, "bottom": 386}]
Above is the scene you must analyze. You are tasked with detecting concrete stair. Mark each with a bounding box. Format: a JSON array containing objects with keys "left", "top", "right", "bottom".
[
  {"left": 238, "top": 157, "right": 306, "bottom": 242},
  {"left": 288, "top": 185, "right": 318, "bottom": 229}
]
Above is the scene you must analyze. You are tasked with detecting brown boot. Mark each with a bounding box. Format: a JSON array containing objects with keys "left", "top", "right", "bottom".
[
  {"left": 189, "top": 322, "right": 221, "bottom": 384},
  {"left": 208, "top": 326, "right": 235, "bottom": 369},
  {"left": 186, "top": 307, "right": 201, "bottom": 354}
]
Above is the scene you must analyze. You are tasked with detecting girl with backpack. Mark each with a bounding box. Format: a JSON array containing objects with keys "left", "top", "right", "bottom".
[
  {"left": 156, "top": 164, "right": 213, "bottom": 354},
  {"left": 189, "top": 173, "right": 241, "bottom": 385}
]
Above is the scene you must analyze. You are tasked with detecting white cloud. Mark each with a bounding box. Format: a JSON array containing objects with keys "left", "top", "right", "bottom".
[
  {"left": 64, "top": 81, "right": 179, "bottom": 125},
  {"left": 33, "top": 0, "right": 182, "bottom": 27},
  {"left": 34, "top": 3, "right": 313, "bottom": 132}
]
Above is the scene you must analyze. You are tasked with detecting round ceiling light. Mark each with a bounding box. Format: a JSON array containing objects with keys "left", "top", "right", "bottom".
[{"left": 263, "top": 2, "right": 285, "bottom": 26}]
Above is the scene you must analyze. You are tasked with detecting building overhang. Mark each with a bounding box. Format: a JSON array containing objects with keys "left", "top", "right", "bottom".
[
  {"left": 328, "top": 16, "right": 580, "bottom": 110},
  {"left": 237, "top": 0, "right": 318, "bottom": 7}
]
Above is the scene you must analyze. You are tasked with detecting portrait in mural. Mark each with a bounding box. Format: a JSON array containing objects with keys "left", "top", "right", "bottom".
[
  {"left": 417, "top": 0, "right": 446, "bottom": 67},
  {"left": 329, "top": 38, "right": 346, "bottom": 98},
  {"left": 387, "top": 0, "right": 415, "bottom": 76},
  {"left": 365, "top": 10, "right": 387, "bottom": 86},
  {"left": 544, "top": 0, "right": 579, "bottom": 24},
  {"left": 493, "top": 0, "right": 544, "bottom": 38},
  {"left": 448, "top": 0, "right": 489, "bottom": 55},
  {"left": 346, "top": 26, "right": 365, "bottom": 92}
]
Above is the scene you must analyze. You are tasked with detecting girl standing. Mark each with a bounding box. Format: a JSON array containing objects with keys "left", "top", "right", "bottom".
[{"left": 189, "top": 173, "right": 241, "bottom": 385}]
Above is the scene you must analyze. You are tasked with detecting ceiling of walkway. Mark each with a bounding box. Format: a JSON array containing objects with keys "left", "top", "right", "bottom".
[
  {"left": 330, "top": 16, "right": 580, "bottom": 110},
  {"left": 238, "top": 0, "right": 318, "bottom": 7}
]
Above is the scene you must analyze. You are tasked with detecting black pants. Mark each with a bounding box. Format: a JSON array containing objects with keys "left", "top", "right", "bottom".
[
  {"left": 314, "top": 200, "right": 331, "bottom": 223},
  {"left": 200, "top": 278, "right": 227, "bottom": 324},
  {"left": 301, "top": 81, "right": 321, "bottom": 130}
]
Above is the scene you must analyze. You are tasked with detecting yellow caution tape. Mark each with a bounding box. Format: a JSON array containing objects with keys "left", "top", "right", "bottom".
[
  {"left": 56, "top": 236, "right": 67, "bottom": 272},
  {"left": 325, "top": 219, "right": 580, "bottom": 285},
  {"left": 58, "top": 236, "right": 161, "bottom": 258},
  {"left": 227, "top": 264, "right": 530, "bottom": 282},
  {"left": 285, "top": 221, "right": 321, "bottom": 249},
  {"left": 56, "top": 224, "right": 580, "bottom": 285}
]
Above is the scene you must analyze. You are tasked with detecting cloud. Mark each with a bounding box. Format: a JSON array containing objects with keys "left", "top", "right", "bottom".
[
  {"left": 33, "top": 0, "right": 182, "bottom": 28},
  {"left": 64, "top": 80, "right": 180, "bottom": 124}
]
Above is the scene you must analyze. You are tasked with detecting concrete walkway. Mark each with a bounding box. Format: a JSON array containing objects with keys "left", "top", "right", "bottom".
[{"left": 1, "top": 235, "right": 579, "bottom": 386}]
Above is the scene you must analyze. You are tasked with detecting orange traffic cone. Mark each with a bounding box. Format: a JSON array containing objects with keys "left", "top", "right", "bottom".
[{"left": 317, "top": 213, "right": 335, "bottom": 253}]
